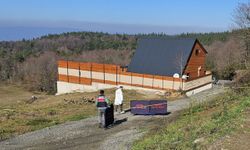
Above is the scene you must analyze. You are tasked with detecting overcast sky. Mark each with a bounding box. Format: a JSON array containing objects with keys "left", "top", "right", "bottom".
[{"left": 0, "top": 0, "right": 248, "bottom": 40}]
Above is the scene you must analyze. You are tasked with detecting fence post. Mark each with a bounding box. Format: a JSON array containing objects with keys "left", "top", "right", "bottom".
[
  {"left": 152, "top": 75, "right": 154, "bottom": 89},
  {"left": 90, "top": 63, "right": 92, "bottom": 83},
  {"left": 78, "top": 62, "right": 80, "bottom": 84},
  {"left": 103, "top": 64, "right": 105, "bottom": 84},
  {"left": 67, "top": 60, "right": 69, "bottom": 83},
  {"left": 172, "top": 78, "right": 175, "bottom": 90},
  {"left": 142, "top": 74, "right": 144, "bottom": 87},
  {"left": 162, "top": 76, "right": 164, "bottom": 90},
  {"left": 116, "top": 66, "right": 118, "bottom": 85}
]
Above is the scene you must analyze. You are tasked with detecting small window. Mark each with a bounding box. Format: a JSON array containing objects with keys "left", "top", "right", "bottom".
[{"left": 195, "top": 49, "right": 200, "bottom": 56}]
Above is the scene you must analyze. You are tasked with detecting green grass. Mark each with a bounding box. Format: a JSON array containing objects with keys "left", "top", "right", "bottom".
[
  {"left": 26, "top": 118, "right": 52, "bottom": 126},
  {"left": 132, "top": 89, "right": 250, "bottom": 150},
  {"left": 65, "top": 114, "right": 88, "bottom": 121},
  {"left": 26, "top": 118, "right": 60, "bottom": 130}
]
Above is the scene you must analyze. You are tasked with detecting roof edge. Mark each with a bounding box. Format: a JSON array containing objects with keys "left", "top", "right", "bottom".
[{"left": 182, "top": 39, "right": 198, "bottom": 75}]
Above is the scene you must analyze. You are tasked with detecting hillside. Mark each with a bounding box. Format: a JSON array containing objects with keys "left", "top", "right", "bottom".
[{"left": 0, "top": 31, "right": 242, "bottom": 93}]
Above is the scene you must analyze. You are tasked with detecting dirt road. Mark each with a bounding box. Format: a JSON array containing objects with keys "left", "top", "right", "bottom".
[{"left": 0, "top": 87, "right": 224, "bottom": 150}]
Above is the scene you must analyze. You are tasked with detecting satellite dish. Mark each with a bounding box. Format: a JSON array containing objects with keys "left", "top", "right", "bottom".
[
  {"left": 173, "top": 73, "right": 180, "bottom": 78},
  {"left": 182, "top": 75, "right": 189, "bottom": 79}
]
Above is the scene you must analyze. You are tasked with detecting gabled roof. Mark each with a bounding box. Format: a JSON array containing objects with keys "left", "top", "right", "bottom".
[{"left": 128, "top": 37, "right": 199, "bottom": 76}]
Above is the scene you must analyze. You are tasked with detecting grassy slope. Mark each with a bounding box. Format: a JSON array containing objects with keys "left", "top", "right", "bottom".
[
  {"left": 209, "top": 107, "right": 250, "bottom": 149},
  {"left": 0, "top": 85, "right": 165, "bottom": 140},
  {"left": 132, "top": 89, "right": 250, "bottom": 149}
]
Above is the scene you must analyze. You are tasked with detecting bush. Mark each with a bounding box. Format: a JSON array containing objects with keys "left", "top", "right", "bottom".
[
  {"left": 18, "top": 51, "right": 58, "bottom": 93},
  {"left": 235, "top": 70, "right": 250, "bottom": 85},
  {"left": 220, "top": 65, "right": 236, "bottom": 80}
]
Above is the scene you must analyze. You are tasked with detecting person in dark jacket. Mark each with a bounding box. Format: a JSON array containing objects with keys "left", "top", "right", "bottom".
[{"left": 96, "top": 90, "right": 110, "bottom": 128}]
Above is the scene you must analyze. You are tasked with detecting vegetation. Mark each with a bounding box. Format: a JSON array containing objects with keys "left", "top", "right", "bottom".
[{"left": 132, "top": 88, "right": 250, "bottom": 149}]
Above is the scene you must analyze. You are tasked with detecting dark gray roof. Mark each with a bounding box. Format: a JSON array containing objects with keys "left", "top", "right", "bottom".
[{"left": 128, "top": 38, "right": 197, "bottom": 76}]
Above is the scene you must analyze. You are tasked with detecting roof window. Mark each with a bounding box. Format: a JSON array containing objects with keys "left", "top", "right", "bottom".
[{"left": 195, "top": 49, "right": 200, "bottom": 56}]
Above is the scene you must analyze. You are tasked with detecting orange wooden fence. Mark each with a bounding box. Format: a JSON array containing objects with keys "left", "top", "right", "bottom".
[{"left": 57, "top": 60, "right": 187, "bottom": 90}]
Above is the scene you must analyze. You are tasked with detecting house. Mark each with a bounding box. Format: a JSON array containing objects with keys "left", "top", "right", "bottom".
[
  {"left": 128, "top": 38, "right": 207, "bottom": 79},
  {"left": 56, "top": 37, "right": 212, "bottom": 96}
]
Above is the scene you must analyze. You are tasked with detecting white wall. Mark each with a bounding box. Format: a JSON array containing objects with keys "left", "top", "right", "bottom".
[
  {"left": 184, "top": 75, "right": 212, "bottom": 91},
  {"left": 185, "top": 83, "right": 213, "bottom": 96},
  {"left": 56, "top": 81, "right": 166, "bottom": 95},
  {"left": 56, "top": 81, "right": 96, "bottom": 95},
  {"left": 57, "top": 81, "right": 213, "bottom": 97}
]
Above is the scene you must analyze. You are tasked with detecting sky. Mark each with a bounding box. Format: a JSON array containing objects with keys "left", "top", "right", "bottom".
[{"left": 0, "top": 0, "right": 249, "bottom": 40}]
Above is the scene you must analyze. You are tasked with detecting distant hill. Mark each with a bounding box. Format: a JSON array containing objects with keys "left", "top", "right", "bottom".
[
  {"left": 0, "top": 27, "right": 83, "bottom": 41},
  {"left": 0, "top": 31, "right": 232, "bottom": 59}
]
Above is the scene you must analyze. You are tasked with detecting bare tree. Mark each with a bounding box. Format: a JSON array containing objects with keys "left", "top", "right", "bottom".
[
  {"left": 20, "top": 51, "right": 58, "bottom": 93},
  {"left": 69, "top": 49, "right": 132, "bottom": 66},
  {"left": 233, "top": 2, "right": 250, "bottom": 28},
  {"left": 233, "top": 1, "right": 250, "bottom": 67},
  {"left": 174, "top": 50, "right": 186, "bottom": 90},
  {"left": 175, "top": 50, "right": 185, "bottom": 76},
  {"left": 206, "top": 37, "right": 245, "bottom": 79}
]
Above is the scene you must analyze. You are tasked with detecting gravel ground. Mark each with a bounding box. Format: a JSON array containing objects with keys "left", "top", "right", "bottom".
[{"left": 0, "top": 86, "right": 224, "bottom": 150}]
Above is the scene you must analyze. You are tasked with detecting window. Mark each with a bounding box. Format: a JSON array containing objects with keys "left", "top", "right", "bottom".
[{"left": 195, "top": 49, "right": 200, "bottom": 56}]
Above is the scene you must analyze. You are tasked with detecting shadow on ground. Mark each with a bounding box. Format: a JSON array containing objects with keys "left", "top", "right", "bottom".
[
  {"left": 114, "top": 118, "right": 128, "bottom": 125},
  {"left": 130, "top": 111, "right": 171, "bottom": 116}
]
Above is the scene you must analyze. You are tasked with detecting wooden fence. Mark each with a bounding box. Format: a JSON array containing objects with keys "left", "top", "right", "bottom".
[{"left": 57, "top": 60, "right": 187, "bottom": 90}]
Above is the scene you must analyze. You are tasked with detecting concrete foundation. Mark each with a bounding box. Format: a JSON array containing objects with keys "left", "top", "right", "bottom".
[
  {"left": 56, "top": 81, "right": 96, "bottom": 95},
  {"left": 185, "top": 83, "right": 213, "bottom": 96},
  {"left": 56, "top": 81, "right": 166, "bottom": 95},
  {"left": 57, "top": 81, "right": 212, "bottom": 96}
]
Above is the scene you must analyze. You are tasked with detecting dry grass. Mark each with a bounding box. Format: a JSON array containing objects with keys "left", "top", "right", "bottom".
[
  {"left": 0, "top": 85, "right": 165, "bottom": 140},
  {"left": 0, "top": 85, "right": 35, "bottom": 106}
]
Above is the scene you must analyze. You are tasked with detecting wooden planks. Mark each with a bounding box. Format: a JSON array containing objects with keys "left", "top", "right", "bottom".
[
  {"left": 57, "top": 60, "right": 187, "bottom": 90},
  {"left": 184, "top": 41, "right": 207, "bottom": 79}
]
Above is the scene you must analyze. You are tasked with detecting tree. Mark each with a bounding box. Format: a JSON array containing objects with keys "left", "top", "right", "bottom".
[
  {"left": 233, "top": 1, "right": 250, "bottom": 67},
  {"left": 233, "top": 2, "right": 250, "bottom": 28},
  {"left": 175, "top": 50, "right": 185, "bottom": 76},
  {"left": 174, "top": 50, "right": 186, "bottom": 90}
]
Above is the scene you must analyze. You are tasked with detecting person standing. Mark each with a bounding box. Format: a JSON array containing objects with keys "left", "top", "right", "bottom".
[
  {"left": 96, "top": 90, "right": 110, "bottom": 128},
  {"left": 114, "top": 86, "right": 124, "bottom": 114}
]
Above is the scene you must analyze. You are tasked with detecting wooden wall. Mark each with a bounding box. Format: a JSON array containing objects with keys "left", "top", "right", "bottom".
[{"left": 184, "top": 41, "right": 207, "bottom": 79}]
